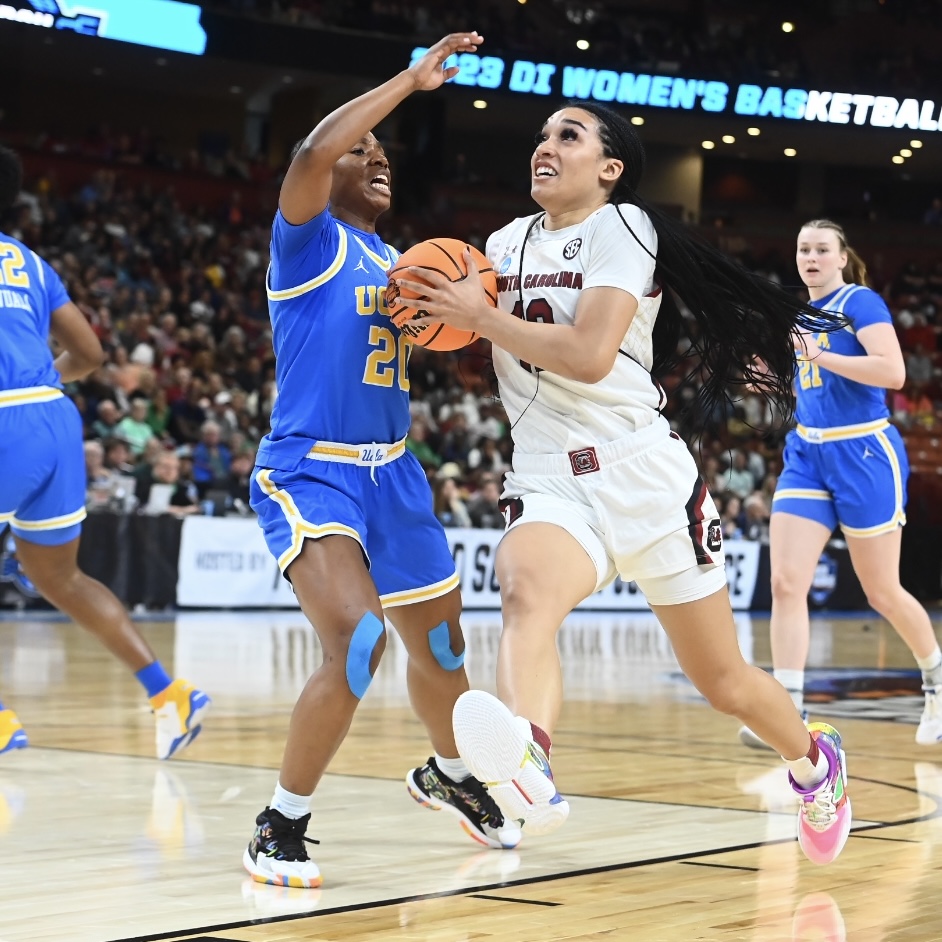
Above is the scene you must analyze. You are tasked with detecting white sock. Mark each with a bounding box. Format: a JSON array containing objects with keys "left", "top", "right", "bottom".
[
  {"left": 435, "top": 754, "right": 471, "bottom": 782},
  {"left": 773, "top": 668, "right": 805, "bottom": 711},
  {"left": 916, "top": 647, "right": 942, "bottom": 687},
  {"left": 785, "top": 746, "right": 830, "bottom": 790},
  {"left": 270, "top": 781, "right": 311, "bottom": 819}
]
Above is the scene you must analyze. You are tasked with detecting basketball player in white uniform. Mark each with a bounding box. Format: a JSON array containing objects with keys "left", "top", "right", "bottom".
[{"left": 394, "top": 101, "right": 851, "bottom": 866}]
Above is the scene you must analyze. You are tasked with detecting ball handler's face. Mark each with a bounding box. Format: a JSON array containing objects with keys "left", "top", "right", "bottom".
[
  {"left": 531, "top": 108, "right": 622, "bottom": 213},
  {"left": 331, "top": 133, "right": 391, "bottom": 224}
]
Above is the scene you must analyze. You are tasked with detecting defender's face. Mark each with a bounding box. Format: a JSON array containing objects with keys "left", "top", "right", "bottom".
[
  {"left": 796, "top": 226, "right": 847, "bottom": 290},
  {"left": 331, "top": 133, "right": 391, "bottom": 220}
]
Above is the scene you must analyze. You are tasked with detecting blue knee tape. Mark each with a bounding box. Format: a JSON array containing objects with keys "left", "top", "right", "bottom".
[
  {"left": 428, "top": 620, "right": 465, "bottom": 671},
  {"left": 346, "top": 612, "right": 385, "bottom": 699}
]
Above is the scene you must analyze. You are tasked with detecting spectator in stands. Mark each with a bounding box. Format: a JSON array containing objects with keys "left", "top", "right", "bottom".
[
  {"left": 720, "top": 451, "right": 755, "bottom": 500},
  {"left": 169, "top": 380, "right": 208, "bottom": 443},
  {"left": 467, "top": 475, "right": 504, "bottom": 530},
  {"left": 114, "top": 398, "right": 155, "bottom": 457},
  {"left": 102, "top": 436, "right": 134, "bottom": 474},
  {"left": 405, "top": 416, "right": 442, "bottom": 470},
  {"left": 224, "top": 450, "right": 255, "bottom": 512},
  {"left": 192, "top": 420, "right": 232, "bottom": 493},
  {"left": 721, "top": 494, "right": 744, "bottom": 539},
  {"left": 923, "top": 197, "right": 942, "bottom": 226},
  {"left": 135, "top": 449, "right": 201, "bottom": 516},
  {"left": 91, "top": 399, "right": 122, "bottom": 440},
  {"left": 906, "top": 343, "right": 935, "bottom": 387},
  {"left": 147, "top": 387, "right": 172, "bottom": 440},
  {"left": 741, "top": 493, "right": 770, "bottom": 543},
  {"left": 84, "top": 440, "right": 120, "bottom": 512},
  {"left": 434, "top": 469, "right": 473, "bottom": 528}
]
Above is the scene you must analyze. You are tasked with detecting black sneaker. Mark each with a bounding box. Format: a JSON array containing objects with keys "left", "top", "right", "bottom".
[
  {"left": 406, "top": 757, "right": 523, "bottom": 849},
  {"left": 242, "top": 807, "right": 322, "bottom": 888}
]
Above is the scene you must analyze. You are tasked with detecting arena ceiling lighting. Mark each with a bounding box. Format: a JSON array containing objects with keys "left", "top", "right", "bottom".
[
  {"left": 722, "top": 134, "right": 735, "bottom": 143},
  {"left": 911, "top": 140, "right": 923, "bottom": 148},
  {"left": 631, "top": 116, "right": 644, "bottom": 125},
  {"left": 892, "top": 155, "right": 905, "bottom": 164},
  {"left": 576, "top": 39, "right": 590, "bottom": 50},
  {"left": 747, "top": 127, "right": 761, "bottom": 136},
  {"left": 702, "top": 140, "right": 715, "bottom": 149},
  {"left": 473, "top": 99, "right": 487, "bottom": 109},
  {"left": 900, "top": 147, "right": 913, "bottom": 157},
  {"left": 784, "top": 147, "right": 797, "bottom": 156},
  {"left": 782, "top": 22, "right": 795, "bottom": 32}
]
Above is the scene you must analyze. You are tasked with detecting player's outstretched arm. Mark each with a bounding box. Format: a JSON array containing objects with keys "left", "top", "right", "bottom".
[
  {"left": 50, "top": 301, "right": 106, "bottom": 383},
  {"left": 279, "top": 31, "right": 482, "bottom": 225}
]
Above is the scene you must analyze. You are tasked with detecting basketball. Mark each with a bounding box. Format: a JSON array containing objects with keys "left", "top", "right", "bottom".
[{"left": 387, "top": 238, "right": 498, "bottom": 351}]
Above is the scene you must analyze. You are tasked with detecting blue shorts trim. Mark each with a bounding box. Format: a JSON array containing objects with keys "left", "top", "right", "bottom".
[
  {"left": 0, "top": 397, "right": 86, "bottom": 546},
  {"left": 772, "top": 426, "right": 908, "bottom": 538},
  {"left": 250, "top": 449, "right": 459, "bottom": 607}
]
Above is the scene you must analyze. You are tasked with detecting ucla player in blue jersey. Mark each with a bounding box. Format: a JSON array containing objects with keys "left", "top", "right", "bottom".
[
  {"left": 0, "top": 146, "right": 209, "bottom": 760},
  {"left": 242, "top": 31, "right": 521, "bottom": 890},
  {"left": 740, "top": 218, "right": 942, "bottom": 750}
]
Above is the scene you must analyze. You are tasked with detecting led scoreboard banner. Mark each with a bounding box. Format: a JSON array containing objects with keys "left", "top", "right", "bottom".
[
  {"left": 413, "top": 46, "right": 942, "bottom": 131},
  {"left": 0, "top": 0, "right": 206, "bottom": 55}
]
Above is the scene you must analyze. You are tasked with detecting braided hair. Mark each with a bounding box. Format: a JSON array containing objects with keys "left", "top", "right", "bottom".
[{"left": 564, "top": 101, "right": 842, "bottom": 428}]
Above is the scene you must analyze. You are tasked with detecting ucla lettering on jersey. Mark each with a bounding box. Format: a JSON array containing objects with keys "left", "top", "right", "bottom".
[
  {"left": 0, "top": 232, "right": 70, "bottom": 391},
  {"left": 795, "top": 284, "right": 892, "bottom": 429},
  {"left": 256, "top": 208, "right": 406, "bottom": 471}
]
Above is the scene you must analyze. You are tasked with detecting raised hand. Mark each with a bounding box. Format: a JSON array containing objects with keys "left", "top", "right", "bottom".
[{"left": 408, "top": 32, "right": 484, "bottom": 92}]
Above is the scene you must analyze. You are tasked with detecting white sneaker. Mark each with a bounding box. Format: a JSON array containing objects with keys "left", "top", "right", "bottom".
[
  {"left": 916, "top": 685, "right": 942, "bottom": 745},
  {"left": 453, "top": 690, "right": 569, "bottom": 836},
  {"left": 738, "top": 709, "right": 809, "bottom": 751}
]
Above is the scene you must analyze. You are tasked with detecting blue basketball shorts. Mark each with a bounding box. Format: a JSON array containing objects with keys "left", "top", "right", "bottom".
[
  {"left": 0, "top": 391, "right": 87, "bottom": 546},
  {"left": 250, "top": 448, "right": 459, "bottom": 608},
  {"left": 772, "top": 425, "right": 908, "bottom": 538}
]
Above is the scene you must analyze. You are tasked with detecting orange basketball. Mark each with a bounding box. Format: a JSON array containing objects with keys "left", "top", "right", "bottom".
[{"left": 387, "top": 238, "right": 498, "bottom": 351}]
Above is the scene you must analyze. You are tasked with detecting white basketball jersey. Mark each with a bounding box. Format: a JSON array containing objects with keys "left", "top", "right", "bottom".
[{"left": 486, "top": 202, "right": 666, "bottom": 455}]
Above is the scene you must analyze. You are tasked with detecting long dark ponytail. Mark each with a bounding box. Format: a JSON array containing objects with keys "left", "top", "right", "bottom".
[{"left": 567, "top": 101, "right": 842, "bottom": 428}]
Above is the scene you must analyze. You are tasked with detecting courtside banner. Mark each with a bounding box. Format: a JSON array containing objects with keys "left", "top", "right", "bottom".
[{"left": 176, "top": 518, "right": 759, "bottom": 610}]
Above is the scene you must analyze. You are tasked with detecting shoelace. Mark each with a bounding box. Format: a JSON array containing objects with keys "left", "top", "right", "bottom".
[
  {"left": 268, "top": 811, "right": 320, "bottom": 861},
  {"left": 456, "top": 775, "right": 507, "bottom": 828},
  {"left": 922, "top": 685, "right": 942, "bottom": 719},
  {"left": 804, "top": 789, "right": 837, "bottom": 831}
]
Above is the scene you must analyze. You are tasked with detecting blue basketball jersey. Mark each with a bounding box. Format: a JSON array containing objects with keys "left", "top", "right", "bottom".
[
  {"left": 796, "top": 284, "right": 892, "bottom": 428},
  {"left": 256, "top": 208, "right": 407, "bottom": 471},
  {"left": 0, "top": 231, "right": 70, "bottom": 391}
]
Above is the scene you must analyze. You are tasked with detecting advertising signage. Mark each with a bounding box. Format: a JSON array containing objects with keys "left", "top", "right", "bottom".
[
  {"left": 413, "top": 47, "right": 942, "bottom": 131},
  {"left": 0, "top": 0, "right": 206, "bottom": 54}
]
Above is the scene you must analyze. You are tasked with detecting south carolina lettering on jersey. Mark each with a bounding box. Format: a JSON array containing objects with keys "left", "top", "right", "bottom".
[{"left": 497, "top": 270, "right": 583, "bottom": 294}]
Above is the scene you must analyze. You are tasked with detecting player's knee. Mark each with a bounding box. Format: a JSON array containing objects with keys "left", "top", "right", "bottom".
[
  {"left": 344, "top": 611, "right": 387, "bottom": 699},
  {"left": 499, "top": 571, "right": 546, "bottom": 621},
  {"left": 426, "top": 620, "right": 465, "bottom": 671},
  {"left": 700, "top": 679, "right": 748, "bottom": 717},
  {"left": 770, "top": 567, "right": 809, "bottom": 602},
  {"left": 862, "top": 583, "right": 900, "bottom": 617}
]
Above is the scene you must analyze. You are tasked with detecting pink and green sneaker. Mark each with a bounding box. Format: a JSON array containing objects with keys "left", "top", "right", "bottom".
[{"left": 789, "top": 722, "right": 852, "bottom": 865}]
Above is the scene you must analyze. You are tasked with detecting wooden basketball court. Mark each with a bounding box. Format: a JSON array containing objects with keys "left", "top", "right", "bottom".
[{"left": 1, "top": 608, "right": 940, "bottom": 941}]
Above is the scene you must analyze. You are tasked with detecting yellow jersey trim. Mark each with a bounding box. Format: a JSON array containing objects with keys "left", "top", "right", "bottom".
[
  {"left": 796, "top": 418, "right": 889, "bottom": 443},
  {"left": 266, "top": 225, "right": 348, "bottom": 301},
  {"left": 0, "top": 386, "right": 64, "bottom": 409}
]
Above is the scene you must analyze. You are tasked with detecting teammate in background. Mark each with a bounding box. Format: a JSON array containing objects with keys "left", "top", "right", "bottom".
[
  {"left": 243, "top": 31, "right": 520, "bottom": 890},
  {"left": 739, "top": 219, "right": 942, "bottom": 749},
  {"left": 394, "top": 101, "right": 851, "bottom": 865},
  {"left": 0, "top": 146, "right": 209, "bottom": 760}
]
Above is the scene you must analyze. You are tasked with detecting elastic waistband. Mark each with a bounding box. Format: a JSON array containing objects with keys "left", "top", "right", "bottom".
[
  {"left": 796, "top": 419, "right": 889, "bottom": 443},
  {"left": 305, "top": 437, "right": 407, "bottom": 466},
  {"left": 511, "top": 422, "right": 670, "bottom": 477},
  {"left": 0, "top": 386, "right": 63, "bottom": 409}
]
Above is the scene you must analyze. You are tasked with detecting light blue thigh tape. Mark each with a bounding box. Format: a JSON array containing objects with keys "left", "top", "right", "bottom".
[
  {"left": 346, "top": 611, "right": 385, "bottom": 699},
  {"left": 428, "top": 620, "right": 465, "bottom": 671}
]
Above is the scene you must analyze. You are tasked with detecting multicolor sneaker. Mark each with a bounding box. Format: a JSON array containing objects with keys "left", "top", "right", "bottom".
[
  {"left": 406, "top": 757, "right": 522, "bottom": 849},
  {"left": 790, "top": 722, "right": 852, "bottom": 865},
  {"left": 452, "top": 689, "right": 570, "bottom": 836},
  {"left": 243, "top": 807, "right": 322, "bottom": 888},
  {"left": 739, "top": 709, "right": 809, "bottom": 750},
  {"left": 916, "top": 684, "right": 942, "bottom": 745},
  {"left": 150, "top": 679, "right": 211, "bottom": 760},
  {"left": 0, "top": 709, "right": 28, "bottom": 755}
]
